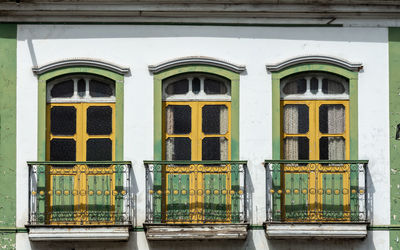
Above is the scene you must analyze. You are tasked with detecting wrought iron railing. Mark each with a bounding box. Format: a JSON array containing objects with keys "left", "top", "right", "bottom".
[
  {"left": 144, "top": 161, "right": 247, "bottom": 224},
  {"left": 265, "top": 160, "right": 368, "bottom": 223},
  {"left": 27, "top": 161, "right": 132, "bottom": 226}
]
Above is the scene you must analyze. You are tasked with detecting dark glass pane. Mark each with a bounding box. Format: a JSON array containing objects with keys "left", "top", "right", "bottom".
[
  {"left": 166, "top": 79, "right": 189, "bottom": 95},
  {"left": 86, "top": 138, "right": 112, "bottom": 161},
  {"left": 319, "top": 104, "right": 345, "bottom": 134},
  {"left": 51, "top": 106, "right": 76, "bottom": 135},
  {"left": 282, "top": 79, "right": 306, "bottom": 95},
  {"left": 87, "top": 106, "right": 112, "bottom": 135},
  {"left": 78, "top": 79, "right": 86, "bottom": 97},
  {"left": 320, "top": 137, "right": 345, "bottom": 160},
  {"left": 283, "top": 137, "right": 309, "bottom": 160},
  {"left": 89, "top": 79, "right": 114, "bottom": 97},
  {"left": 204, "top": 79, "right": 227, "bottom": 94},
  {"left": 192, "top": 78, "right": 200, "bottom": 94},
  {"left": 165, "top": 137, "right": 191, "bottom": 160},
  {"left": 310, "top": 77, "right": 318, "bottom": 94},
  {"left": 51, "top": 80, "right": 74, "bottom": 98},
  {"left": 202, "top": 105, "right": 228, "bottom": 134},
  {"left": 322, "top": 79, "right": 345, "bottom": 94},
  {"left": 283, "top": 104, "right": 309, "bottom": 134},
  {"left": 165, "top": 105, "right": 191, "bottom": 134},
  {"left": 50, "top": 139, "right": 76, "bottom": 161},
  {"left": 202, "top": 137, "right": 228, "bottom": 160}
]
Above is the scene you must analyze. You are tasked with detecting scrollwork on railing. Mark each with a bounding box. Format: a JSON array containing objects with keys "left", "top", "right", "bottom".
[{"left": 264, "top": 160, "right": 368, "bottom": 223}]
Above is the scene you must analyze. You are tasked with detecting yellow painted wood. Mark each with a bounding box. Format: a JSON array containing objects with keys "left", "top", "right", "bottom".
[
  {"left": 46, "top": 103, "right": 115, "bottom": 225},
  {"left": 163, "top": 101, "right": 231, "bottom": 223},
  {"left": 281, "top": 100, "right": 350, "bottom": 221}
]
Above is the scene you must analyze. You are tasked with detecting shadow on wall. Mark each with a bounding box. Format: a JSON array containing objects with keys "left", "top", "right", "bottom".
[{"left": 18, "top": 25, "right": 386, "bottom": 43}]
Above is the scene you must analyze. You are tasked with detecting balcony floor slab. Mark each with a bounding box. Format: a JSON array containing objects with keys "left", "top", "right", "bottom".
[
  {"left": 264, "top": 222, "right": 368, "bottom": 239},
  {"left": 27, "top": 226, "right": 130, "bottom": 241},
  {"left": 144, "top": 223, "right": 249, "bottom": 240}
]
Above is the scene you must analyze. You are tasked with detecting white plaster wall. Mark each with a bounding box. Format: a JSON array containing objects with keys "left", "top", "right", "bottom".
[{"left": 16, "top": 25, "right": 389, "bottom": 249}]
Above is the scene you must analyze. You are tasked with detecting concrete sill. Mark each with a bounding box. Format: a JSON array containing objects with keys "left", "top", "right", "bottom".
[
  {"left": 264, "top": 222, "right": 368, "bottom": 239},
  {"left": 27, "top": 226, "right": 130, "bottom": 241},
  {"left": 144, "top": 223, "right": 249, "bottom": 240}
]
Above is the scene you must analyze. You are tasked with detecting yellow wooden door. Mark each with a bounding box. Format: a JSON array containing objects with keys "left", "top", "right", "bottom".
[
  {"left": 281, "top": 100, "right": 350, "bottom": 221},
  {"left": 163, "top": 101, "right": 231, "bottom": 223},
  {"left": 46, "top": 103, "right": 115, "bottom": 224}
]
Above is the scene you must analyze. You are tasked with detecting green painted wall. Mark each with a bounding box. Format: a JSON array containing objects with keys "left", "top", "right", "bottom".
[
  {"left": 0, "top": 24, "right": 17, "bottom": 249},
  {"left": 389, "top": 27, "right": 400, "bottom": 250}
]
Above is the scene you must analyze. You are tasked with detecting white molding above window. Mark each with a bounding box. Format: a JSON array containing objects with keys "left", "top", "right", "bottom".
[
  {"left": 266, "top": 56, "right": 363, "bottom": 73},
  {"left": 32, "top": 58, "right": 130, "bottom": 76},
  {"left": 149, "top": 56, "right": 246, "bottom": 74}
]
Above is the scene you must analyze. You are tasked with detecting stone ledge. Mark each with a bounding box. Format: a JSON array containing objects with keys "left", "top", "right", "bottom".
[
  {"left": 27, "top": 226, "right": 130, "bottom": 241},
  {"left": 264, "top": 222, "right": 368, "bottom": 239},
  {"left": 144, "top": 223, "right": 249, "bottom": 240}
]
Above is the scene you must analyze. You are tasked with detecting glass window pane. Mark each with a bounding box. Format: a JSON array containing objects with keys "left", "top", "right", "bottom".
[
  {"left": 51, "top": 80, "right": 74, "bottom": 98},
  {"left": 89, "top": 79, "right": 114, "bottom": 97},
  {"left": 78, "top": 79, "right": 86, "bottom": 97},
  {"left": 51, "top": 106, "right": 76, "bottom": 135},
  {"left": 204, "top": 79, "right": 227, "bottom": 94},
  {"left": 322, "top": 79, "right": 345, "bottom": 94},
  {"left": 50, "top": 139, "right": 76, "bottom": 161},
  {"left": 283, "top": 104, "right": 309, "bottom": 134},
  {"left": 319, "top": 104, "right": 345, "bottom": 134},
  {"left": 165, "top": 105, "right": 191, "bottom": 134},
  {"left": 165, "top": 137, "right": 191, "bottom": 160},
  {"left": 87, "top": 106, "right": 112, "bottom": 135},
  {"left": 283, "top": 137, "right": 309, "bottom": 160},
  {"left": 166, "top": 79, "right": 189, "bottom": 95},
  {"left": 310, "top": 77, "right": 318, "bottom": 94},
  {"left": 282, "top": 79, "right": 306, "bottom": 95},
  {"left": 192, "top": 78, "right": 200, "bottom": 94},
  {"left": 320, "top": 137, "right": 345, "bottom": 160},
  {"left": 202, "top": 137, "right": 228, "bottom": 160},
  {"left": 202, "top": 105, "right": 228, "bottom": 134},
  {"left": 86, "top": 138, "right": 112, "bottom": 161}
]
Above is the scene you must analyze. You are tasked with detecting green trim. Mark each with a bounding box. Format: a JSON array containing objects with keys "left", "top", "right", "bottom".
[
  {"left": 0, "top": 228, "right": 28, "bottom": 233},
  {"left": 37, "top": 66, "right": 125, "bottom": 161},
  {"left": 153, "top": 65, "right": 240, "bottom": 161},
  {"left": 0, "top": 24, "right": 17, "bottom": 249},
  {"left": 152, "top": 65, "right": 241, "bottom": 224},
  {"left": 389, "top": 27, "right": 400, "bottom": 250},
  {"left": 270, "top": 63, "right": 359, "bottom": 160}
]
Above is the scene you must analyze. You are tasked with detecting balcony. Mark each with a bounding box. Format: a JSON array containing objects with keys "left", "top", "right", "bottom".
[
  {"left": 143, "top": 161, "right": 249, "bottom": 240},
  {"left": 26, "top": 161, "right": 133, "bottom": 241},
  {"left": 264, "top": 160, "right": 369, "bottom": 239}
]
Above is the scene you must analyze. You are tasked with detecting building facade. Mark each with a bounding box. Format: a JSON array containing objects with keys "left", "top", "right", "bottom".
[{"left": 1, "top": 1, "right": 400, "bottom": 249}]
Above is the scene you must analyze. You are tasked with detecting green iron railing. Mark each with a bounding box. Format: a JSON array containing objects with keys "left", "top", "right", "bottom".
[
  {"left": 27, "top": 161, "right": 132, "bottom": 226},
  {"left": 144, "top": 161, "right": 247, "bottom": 224},
  {"left": 264, "top": 160, "right": 368, "bottom": 223}
]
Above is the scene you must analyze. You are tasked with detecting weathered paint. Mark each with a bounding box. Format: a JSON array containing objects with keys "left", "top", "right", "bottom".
[
  {"left": 389, "top": 27, "right": 400, "bottom": 250},
  {"left": 270, "top": 63, "right": 358, "bottom": 160},
  {"left": 0, "top": 24, "right": 17, "bottom": 249},
  {"left": 153, "top": 65, "right": 240, "bottom": 161},
  {"left": 16, "top": 25, "right": 389, "bottom": 249},
  {"left": 36, "top": 66, "right": 124, "bottom": 161}
]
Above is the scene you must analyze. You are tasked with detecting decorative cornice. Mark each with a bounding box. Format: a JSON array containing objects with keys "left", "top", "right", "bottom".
[
  {"left": 266, "top": 56, "right": 363, "bottom": 72},
  {"left": 148, "top": 56, "right": 246, "bottom": 74},
  {"left": 32, "top": 58, "right": 130, "bottom": 75}
]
